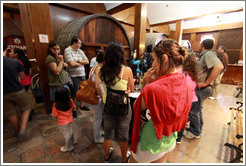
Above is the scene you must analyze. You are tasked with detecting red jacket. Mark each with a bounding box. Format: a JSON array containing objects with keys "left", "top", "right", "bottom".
[{"left": 130, "top": 73, "right": 193, "bottom": 153}]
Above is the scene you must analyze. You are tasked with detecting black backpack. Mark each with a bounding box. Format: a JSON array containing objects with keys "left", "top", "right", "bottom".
[{"left": 140, "top": 53, "right": 152, "bottom": 73}]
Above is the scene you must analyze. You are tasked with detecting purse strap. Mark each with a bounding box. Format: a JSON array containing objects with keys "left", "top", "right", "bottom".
[{"left": 89, "top": 65, "right": 98, "bottom": 78}]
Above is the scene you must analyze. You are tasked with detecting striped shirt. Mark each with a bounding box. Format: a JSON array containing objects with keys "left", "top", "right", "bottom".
[{"left": 64, "top": 46, "right": 88, "bottom": 77}]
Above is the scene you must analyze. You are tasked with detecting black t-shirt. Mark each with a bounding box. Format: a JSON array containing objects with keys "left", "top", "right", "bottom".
[{"left": 3, "top": 56, "right": 24, "bottom": 94}]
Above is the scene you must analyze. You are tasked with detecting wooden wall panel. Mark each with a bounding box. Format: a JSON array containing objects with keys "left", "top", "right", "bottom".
[
  {"left": 227, "top": 51, "right": 240, "bottom": 64},
  {"left": 239, "top": 42, "right": 243, "bottom": 60},
  {"left": 19, "top": 3, "right": 53, "bottom": 108},
  {"left": 49, "top": 4, "right": 89, "bottom": 39},
  {"left": 182, "top": 33, "right": 191, "bottom": 41},
  {"left": 57, "top": 3, "right": 106, "bottom": 14},
  {"left": 221, "top": 64, "right": 243, "bottom": 85},
  {"left": 217, "top": 28, "right": 243, "bottom": 49},
  {"left": 3, "top": 11, "right": 11, "bottom": 18},
  {"left": 3, "top": 18, "right": 23, "bottom": 37},
  {"left": 151, "top": 24, "right": 170, "bottom": 34},
  {"left": 111, "top": 6, "right": 135, "bottom": 25}
]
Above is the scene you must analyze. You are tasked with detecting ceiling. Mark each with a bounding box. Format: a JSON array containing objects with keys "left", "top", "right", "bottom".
[{"left": 104, "top": 2, "right": 244, "bottom": 25}]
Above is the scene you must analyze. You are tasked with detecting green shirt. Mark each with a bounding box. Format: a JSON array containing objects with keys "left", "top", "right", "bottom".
[
  {"left": 46, "top": 55, "right": 69, "bottom": 86},
  {"left": 140, "top": 119, "right": 177, "bottom": 154}
]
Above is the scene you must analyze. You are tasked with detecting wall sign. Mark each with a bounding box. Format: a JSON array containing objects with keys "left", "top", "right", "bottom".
[
  {"left": 38, "top": 34, "right": 49, "bottom": 43},
  {"left": 3, "top": 35, "right": 27, "bottom": 52}
]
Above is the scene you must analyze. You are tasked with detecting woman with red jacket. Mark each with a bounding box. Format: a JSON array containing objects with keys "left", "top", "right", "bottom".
[{"left": 129, "top": 39, "right": 193, "bottom": 163}]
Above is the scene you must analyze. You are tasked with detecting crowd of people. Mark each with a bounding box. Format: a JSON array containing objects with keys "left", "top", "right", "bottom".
[{"left": 3, "top": 33, "right": 228, "bottom": 162}]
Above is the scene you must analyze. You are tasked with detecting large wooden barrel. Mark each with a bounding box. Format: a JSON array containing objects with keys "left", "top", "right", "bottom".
[
  {"left": 129, "top": 33, "right": 164, "bottom": 52},
  {"left": 56, "top": 14, "right": 131, "bottom": 61}
]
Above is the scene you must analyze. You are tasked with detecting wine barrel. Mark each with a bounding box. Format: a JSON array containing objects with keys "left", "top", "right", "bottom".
[
  {"left": 56, "top": 14, "right": 131, "bottom": 60},
  {"left": 129, "top": 33, "right": 164, "bottom": 52}
]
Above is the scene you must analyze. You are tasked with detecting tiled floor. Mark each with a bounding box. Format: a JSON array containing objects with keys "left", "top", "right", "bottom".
[{"left": 2, "top": 84, "right": 243, "bottom": 163}]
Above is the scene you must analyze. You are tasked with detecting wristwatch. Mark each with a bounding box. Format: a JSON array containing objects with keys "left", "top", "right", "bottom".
[{"left": 77, "top": 60, "right": 80, "bottom": 63}]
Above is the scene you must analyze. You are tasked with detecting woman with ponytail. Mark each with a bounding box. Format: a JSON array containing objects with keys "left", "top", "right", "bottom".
[{"left": 129, "top": 39, "right": 193, "bottom": 163}]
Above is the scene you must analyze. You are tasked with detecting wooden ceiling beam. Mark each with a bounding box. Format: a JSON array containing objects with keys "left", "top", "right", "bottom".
[
  {"left": 151, "top": 7, "right": 243, "bottom": 26},
  {"left": 107, "top": 3, "right": 135, "bottom": 15},
  {"left": 183, "top": 21, "right": 243, "bottom": 34}
]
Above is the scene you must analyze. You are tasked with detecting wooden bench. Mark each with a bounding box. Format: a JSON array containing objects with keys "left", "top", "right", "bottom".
[{"left": 224, "top": 102, "right": 243, "bottom": 163}]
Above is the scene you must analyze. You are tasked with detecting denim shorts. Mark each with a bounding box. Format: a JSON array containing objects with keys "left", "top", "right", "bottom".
[{"left": 103, "top": 104, "right": 132, "bottom": 142}]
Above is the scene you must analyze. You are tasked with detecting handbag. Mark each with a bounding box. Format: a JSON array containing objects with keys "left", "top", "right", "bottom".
[
  {"left": 104, "top": 87, "right": 129, "bottom": 116},
  {"left": 31, "top": 73, "right": 44, "bottom": 104},
  {"left": 76, "top": 67, "right": 99, "bottom": 105}
]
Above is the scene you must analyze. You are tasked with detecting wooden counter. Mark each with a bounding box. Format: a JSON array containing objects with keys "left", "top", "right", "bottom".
[{"left": 221, "top": 64, "right": 243, "bottom": 85}]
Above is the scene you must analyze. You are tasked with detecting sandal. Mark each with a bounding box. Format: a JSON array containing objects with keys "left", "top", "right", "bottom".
[
  {"left": 122, "top": 151, "right": 131, "bottom": 163},
  {"left": 104, "top": 147, "right": 114, "bottom": 163}
]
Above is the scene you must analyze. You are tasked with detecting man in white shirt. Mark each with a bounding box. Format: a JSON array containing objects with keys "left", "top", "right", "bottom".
[
  {"left": 90, "top": 49, "right": 102, "bottom": 70},
  {"left": 64, "top": 37, "right": 90, "bottom": 111}
]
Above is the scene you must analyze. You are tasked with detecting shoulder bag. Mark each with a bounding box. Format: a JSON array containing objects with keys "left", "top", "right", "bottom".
[{"left": 76, "top": 66, "right": 99, "bottom": 105}]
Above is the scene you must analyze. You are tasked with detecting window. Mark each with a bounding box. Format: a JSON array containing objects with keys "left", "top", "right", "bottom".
[{"left": 200, "top": 35, "right": 215, "bottom": 43}]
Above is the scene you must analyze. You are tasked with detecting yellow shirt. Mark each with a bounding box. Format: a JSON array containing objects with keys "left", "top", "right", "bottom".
[{"left": 102, "top": 66, "right": 128, "bottom": 103}]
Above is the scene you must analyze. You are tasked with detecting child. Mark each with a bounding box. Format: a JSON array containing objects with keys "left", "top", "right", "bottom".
[
  {"left": 52, "top": 86, "right": 77, "bottom": 152},
  {"left": 177, "top": 52, "right": 199, "bottom": 143}
]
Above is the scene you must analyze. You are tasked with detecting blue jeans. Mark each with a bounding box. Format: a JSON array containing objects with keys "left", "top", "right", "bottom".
[
  {"left": 71, "top": 76, "right": 86, "bottom": 98},
  {"left": 50, "top": 84, "right": 70, "bottom": 102},
  {"left": 189, "top": 87, "right": 212, "bottom": 136},
  {"left": 177, "top": 101, "right": 198, "bottom": 142}
]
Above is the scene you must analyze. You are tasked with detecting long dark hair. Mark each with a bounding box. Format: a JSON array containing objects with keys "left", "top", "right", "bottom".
[
  {"left": 183, "top": 52, "right": 198, "bottom": 82},
  {"left": 48, "top": 41, "right": 59, "bottom": 57},
  {"left": 153, "top": 39, "right": 187, "bottom": 76},
  {"left": 14, "top": 48, "right": 31, "bottom": 75},
  {"left": 54, "top": 86, "right": 71, "bottom": 111},
  {"left": 100, "top": 41, "right": 126, "bottom": 86}
]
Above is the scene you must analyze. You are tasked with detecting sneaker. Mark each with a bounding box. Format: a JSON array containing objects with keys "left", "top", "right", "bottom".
[
  {"left": 186, "top": 121, "right": 190, "bottom": 128},
  {"left": 104, "top": 147, "right": 114, "bottom": 163},
  {"left": 80, "top": 106, "right": 90, "bottom": 111},
  {"left": 183, "top": 130, "right": 200, "bottom": 139},
  {"left": 60, "top": 146, "right": 74, "bottom": 152},
  {"left": 95, "top": 137, "right": 104, "bottom": 144},
  {"left": 122, "top": 151, "right": 131, "bottom": 163},
  {"left": 176, "top": 141, "right": 181, "bottom": 144},
  {"left": 209, "top": 96, "right": 216, "bottom": 100}
]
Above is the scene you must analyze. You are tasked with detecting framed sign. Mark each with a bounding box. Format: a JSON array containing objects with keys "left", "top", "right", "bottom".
[
  {"left": 38, "top": 34, "right": 49, "bottom": 43},
  {"left": 3, "top": 35, "right": 27, "bottom": 53}
]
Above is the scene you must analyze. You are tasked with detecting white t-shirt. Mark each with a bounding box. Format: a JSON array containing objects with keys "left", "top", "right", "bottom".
[
  {"left": 64, "top": 46, "right": 88, "bottom": 77},
  {"left": 90, "top": 57, "right": 98, "bottom": 68}
]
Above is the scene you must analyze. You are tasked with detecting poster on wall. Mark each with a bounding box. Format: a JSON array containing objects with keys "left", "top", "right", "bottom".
[{"left": 3, "top": 35, "right": 27, "bottom": 56}]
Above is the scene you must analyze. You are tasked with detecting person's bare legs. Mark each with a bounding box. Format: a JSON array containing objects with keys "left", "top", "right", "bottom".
[
  {"left": 119, "top": 141, "right": 128, "bottom": 162},
  {"left": 151, "top": 153, "right": 168, "bottom": 163},
  {"left": 80, "top": 101, "right": 84, "bottom": 108},
  {"left": 129, "top": 152, "right": 168, "bottom": 163},
  {"left": 8, "top": 116, "right": 20, "bottom": 132},
  {"left": 19, "top": 109, "right": 31, "bottom": 134},
  {"left": 129, "top": 154, "right": 138, "bottom": 163},
  {"left": 104, "top": 139, "right": 112, "bottom": 159}
]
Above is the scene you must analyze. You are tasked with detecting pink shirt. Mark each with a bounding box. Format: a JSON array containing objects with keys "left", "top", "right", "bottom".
[
  {"left": 186, "top": 72, "right": 198, "bottom": 102},
  {"left": 178, "top": 68, "right": 198, "bottom": 102},
  {"left": 18, "top": 60, "right": 31, "bottom": 86}
]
